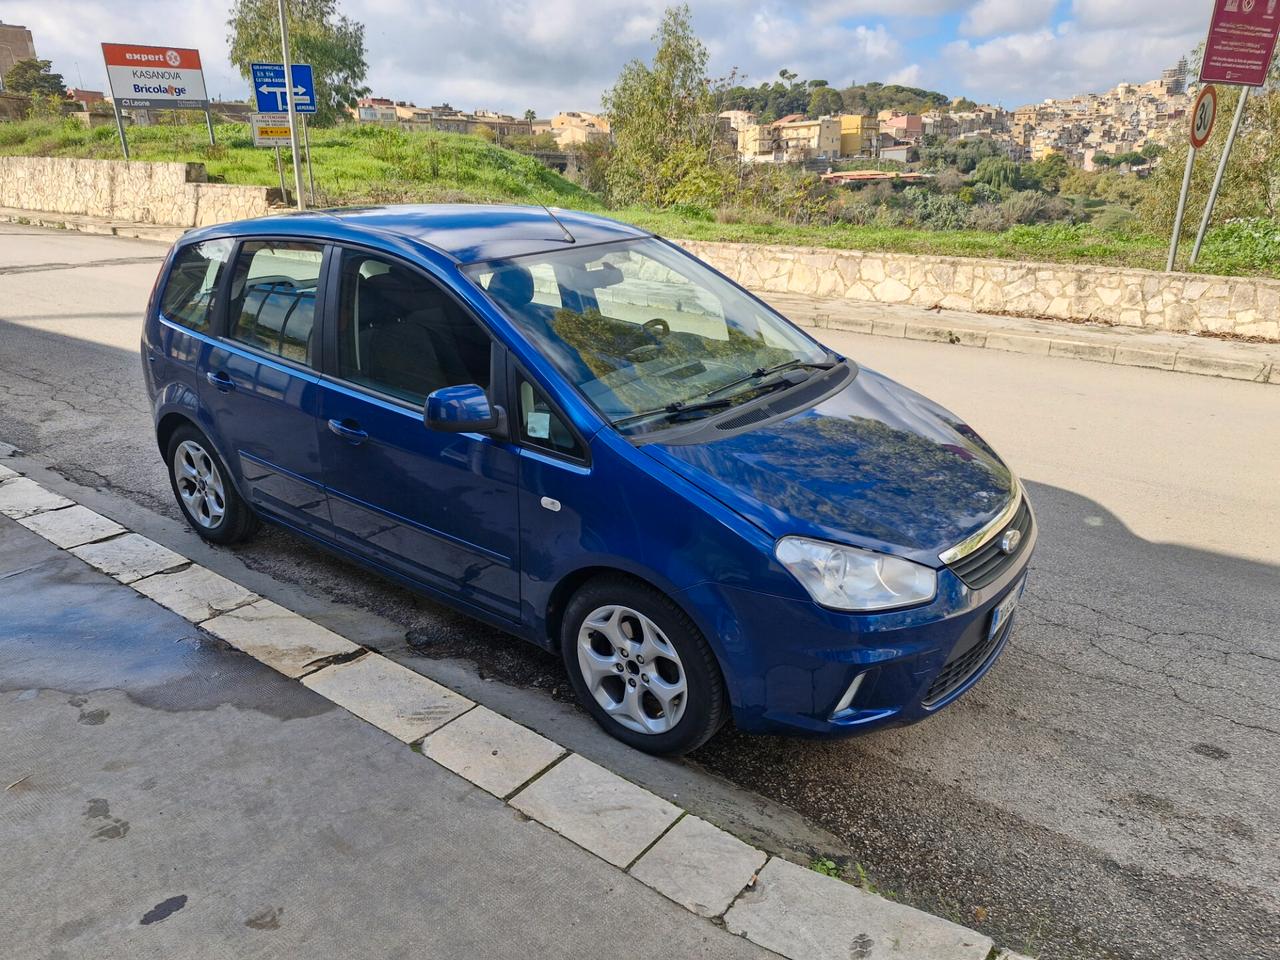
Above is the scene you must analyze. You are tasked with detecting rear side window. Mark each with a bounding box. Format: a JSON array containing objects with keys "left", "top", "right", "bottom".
[
  {"left": 227, "top": 241, "right": 324, "bottom": 365},
  {"left": 159, "top": 239, "right": 233, "bottom": 331}
]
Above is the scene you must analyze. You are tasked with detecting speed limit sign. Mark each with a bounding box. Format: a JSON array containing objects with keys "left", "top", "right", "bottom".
[{"left": 1190, "top": 85, "right": 1218, "bottom": 149}]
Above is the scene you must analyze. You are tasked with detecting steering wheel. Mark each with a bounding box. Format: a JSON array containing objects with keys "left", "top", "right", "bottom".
[{"left": 642, "top": 318, "right": 670, "bottom": 338}]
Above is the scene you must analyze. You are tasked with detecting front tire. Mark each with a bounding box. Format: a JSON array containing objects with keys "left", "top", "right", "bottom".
[
  {"left": 561, "top": 576, "right": 727, "bottom": 755},
  {"left": 165, "top": 424, "right": 258, "bottom": 544}
]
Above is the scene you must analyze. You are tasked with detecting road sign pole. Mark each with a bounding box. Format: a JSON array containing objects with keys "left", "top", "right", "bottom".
[
  {"left": 276, "top": 0, "right": 306, "bottom": 210},
  {"left": 1167, "top": 146, "right": 1197, "bottom": 272},
  {"left": 301, "top": 113, "right": 316, "bottom": 203},
  {"left": 111, "top": 99, "right": 130, "bottom": 160},
  {"left": 204, "top": 109, "right": 216, "bottom": 147},
  {"left": 1191, "top": 87, "right": 1251, "bottom": 267}
]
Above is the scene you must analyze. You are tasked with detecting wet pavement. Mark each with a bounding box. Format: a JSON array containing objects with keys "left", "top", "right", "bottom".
[{"left": 0, "top": 515, "right": 774, "bottom": 959}]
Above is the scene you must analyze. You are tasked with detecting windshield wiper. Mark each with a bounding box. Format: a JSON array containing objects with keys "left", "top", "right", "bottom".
[
  {"left": 613, "top": 397, "right": 735, "bottom": 428},
  {"left": 704, "top": 358, "right": 838, "bottom": 400}
]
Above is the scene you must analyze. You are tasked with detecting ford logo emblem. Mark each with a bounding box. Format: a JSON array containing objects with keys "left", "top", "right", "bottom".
[{"left": 999, "top": 529, "right": 1022, "bottom": 555}]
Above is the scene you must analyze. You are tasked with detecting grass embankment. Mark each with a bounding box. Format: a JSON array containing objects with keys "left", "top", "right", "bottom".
[{"left": 1, "top": 118, "right": 1272, "bottom": 277}]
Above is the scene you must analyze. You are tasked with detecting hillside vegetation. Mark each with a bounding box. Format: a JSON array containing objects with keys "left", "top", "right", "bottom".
[{"left": 0, "top": 116, "right": 1274, "bottom": 278}]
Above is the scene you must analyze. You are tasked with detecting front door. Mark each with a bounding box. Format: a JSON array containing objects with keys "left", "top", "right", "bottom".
[
  {"left": 315, "top": 247, "right": 521, "bottom": 621},
  {"left": 200, "top": 239, "right": 330, "bottom": 533}
]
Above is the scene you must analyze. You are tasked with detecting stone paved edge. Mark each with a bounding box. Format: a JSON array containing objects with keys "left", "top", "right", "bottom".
[{"left": 0, "top": 454, "right": 1033, "bottom": 960}]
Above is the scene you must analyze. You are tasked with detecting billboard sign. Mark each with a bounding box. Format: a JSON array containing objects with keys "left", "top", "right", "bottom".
[
  {"left": 251, "top": 62, "right": 315, "bottom": 113},
  {"left": 250, "top": 113, "right": 293, "bottom": 147},
  {"left": 1200, "top": 0, "right": 1280, "bottom": 86},
  {"left": 101, "top": 43, "right": 209, "bottom": 110}
]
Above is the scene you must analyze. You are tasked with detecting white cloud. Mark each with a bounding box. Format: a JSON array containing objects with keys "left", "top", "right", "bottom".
[
  {"left": 960, "top": 0, "right": 1058, "bottom": 37},
  {"left": 1070, "top": 0, "right": 1207, "bottom": 36},
  {"left": 888, "top": 63, "right": 923, "bottom": 85}
]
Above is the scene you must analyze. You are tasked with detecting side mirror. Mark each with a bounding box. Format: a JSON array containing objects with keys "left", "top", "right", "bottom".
[{"left": 424, "top": 384, "right": 503, "bottom": 434}]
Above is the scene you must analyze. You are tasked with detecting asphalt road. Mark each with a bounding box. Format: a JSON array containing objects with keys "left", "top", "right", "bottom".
[{"left": 2, "top": 224, "right": 1277, "bottom": 960}]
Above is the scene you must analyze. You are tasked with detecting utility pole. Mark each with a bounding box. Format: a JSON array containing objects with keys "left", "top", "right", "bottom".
[{"left": 277, "top": 0, "right": 306, "bottom": 210}]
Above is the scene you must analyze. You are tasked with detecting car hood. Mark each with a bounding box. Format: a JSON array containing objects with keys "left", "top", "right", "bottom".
[{"left": 641, "top": 367, "right": 1016, "bottom": 563}]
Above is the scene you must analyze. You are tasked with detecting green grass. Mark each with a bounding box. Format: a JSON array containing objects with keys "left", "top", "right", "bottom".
[{"left": 2, "top": 117, "right": 1273, "bottom": 277}]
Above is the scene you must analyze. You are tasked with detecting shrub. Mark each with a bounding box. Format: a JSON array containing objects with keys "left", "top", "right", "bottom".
[{"left": 1001, "top": 190, "right": 1051, "bottom": 225}]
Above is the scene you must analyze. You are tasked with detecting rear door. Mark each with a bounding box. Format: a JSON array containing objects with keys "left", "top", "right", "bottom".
[
  {"left": 199, "top": 238, "right": 331, "bottom": 533},
  {"left": 315, "top": 246, "right": 521, "bottom": 621}
]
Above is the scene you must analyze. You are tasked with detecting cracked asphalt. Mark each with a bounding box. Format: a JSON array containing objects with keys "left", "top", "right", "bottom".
[{"left": 2, "top": 223, "right": 1277, "bottom": 960}]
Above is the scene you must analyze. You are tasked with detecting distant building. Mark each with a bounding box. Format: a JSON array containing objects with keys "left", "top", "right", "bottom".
[
  {"left": 718, "top": 109, "right": 758, "bottom": 131},
  {"left": 350, "top": 99, "right": 532, "bottom": 138},
  {"left": 549, "top": 111, "right": 609, "bottom": 145},
  {"left": 0, "top": 21, "right": 37, "bottom": 90},
  {"left": 838, "top": 114, "right": 878, "bottom": 158},
  {"left": 881, "top": 114, "right": 923, "bottom": 142},
  {"left": 68, "top": 88, "right": 105, "bottom": 107}
]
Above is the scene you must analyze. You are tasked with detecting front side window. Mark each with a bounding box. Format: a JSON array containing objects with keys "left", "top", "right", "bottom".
[
  {"left": 335, "top": 250, "right": 492, "bottom": 405},
  {"left": 467, "top": 238, "right": 830, "bottom": 434},
  {"left": 227, "top": 241, "right": 323, "bottom": 365},
  {"left": 160, "top": 238, "right": 233, "bottom": 331}
]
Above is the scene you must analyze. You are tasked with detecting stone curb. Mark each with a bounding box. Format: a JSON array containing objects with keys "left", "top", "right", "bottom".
[
  {"left": 0, "top": 209, "right": 186, "bottom": 244},
  {"left": 808, "top": 314, "right": 1276, "bottom": 386},
  {"left": 0, "top": 460, "right": 1031, "bottom": 960}
]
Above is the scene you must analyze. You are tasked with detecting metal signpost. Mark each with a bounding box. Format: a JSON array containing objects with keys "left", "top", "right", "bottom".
[
  {"left": 101, "top": 43, "right": 211, "bottom": 159},
  {"left": 1168, "top": 85, "right": 1217, "bottom": 272},
  {"left": 1169, "top": 0, "right": 1280, "bottom": 270},
  {"left": 274, "top": 0, "right": 306, "bottom": 210},
  {"left": 249, "top": 112, "right": 293, "bottom": 201},
  {"left": 251, "top": 61, "right": 316, "bottom": 206}
]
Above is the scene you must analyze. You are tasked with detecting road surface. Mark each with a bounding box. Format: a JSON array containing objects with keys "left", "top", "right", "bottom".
[{"left": 1, "top": 223, "right": 1276, "bottom": 960}]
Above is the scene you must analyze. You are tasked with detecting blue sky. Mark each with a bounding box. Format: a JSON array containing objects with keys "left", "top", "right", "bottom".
[{"left": 6, "top": 1, "right": 1210, "bottom": 114}]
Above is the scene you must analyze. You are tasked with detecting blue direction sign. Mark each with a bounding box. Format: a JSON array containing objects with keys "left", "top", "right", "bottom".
[{"left": 251, "top": 62, "right": 315, "bottom": 114}]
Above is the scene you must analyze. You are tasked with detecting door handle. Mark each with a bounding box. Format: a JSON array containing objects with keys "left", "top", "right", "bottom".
[
  {"left": 328, "top": 418, "right": 368, "bottom": 445},
  {"left": 205, "top": 371, "right": 236, "bottom": 392}
]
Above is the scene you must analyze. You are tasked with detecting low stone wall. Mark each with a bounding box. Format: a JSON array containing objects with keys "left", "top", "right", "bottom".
[
  {"left": 680, "top": 240, "right": 1280, "bottom": 341},
  {"left": 0, "top": 156, "right": 271, "bottom": 228}
]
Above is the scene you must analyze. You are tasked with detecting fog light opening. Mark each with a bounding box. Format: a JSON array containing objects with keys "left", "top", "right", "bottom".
[{"left": 830, "top": 671, "right": 867, "bottom": 719}]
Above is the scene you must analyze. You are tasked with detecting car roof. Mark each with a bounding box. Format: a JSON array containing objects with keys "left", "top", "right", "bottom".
[{"left": 183, "top": 203, "right": 652, "bottom": 264}]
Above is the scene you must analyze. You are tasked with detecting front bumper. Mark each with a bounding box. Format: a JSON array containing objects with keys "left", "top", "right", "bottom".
[{"left": 680, "top": 517, "right": 1036, "bottom": 737}]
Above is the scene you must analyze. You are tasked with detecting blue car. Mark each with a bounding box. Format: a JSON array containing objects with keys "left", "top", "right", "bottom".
[{"left": 142, "top": 204, "right": 1034, "bottom": 755}]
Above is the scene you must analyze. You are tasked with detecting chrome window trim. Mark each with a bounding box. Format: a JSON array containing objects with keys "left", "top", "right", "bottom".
[{"left": 938, "top": 481, "right": 1023, "bottom": 566}]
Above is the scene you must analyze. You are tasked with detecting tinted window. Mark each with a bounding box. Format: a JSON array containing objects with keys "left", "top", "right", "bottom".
[
  {"left": 160, "top": 239, "right": 232, "bottom": 331},
  {"left": 335, "top": 250, "right": 491, "bottom": 405},
  {"left": 228, "top": 241, "right": 324, "bottom": 365},
  {"left": 518, "top": 378, "right": 584, "bottom": 459}
]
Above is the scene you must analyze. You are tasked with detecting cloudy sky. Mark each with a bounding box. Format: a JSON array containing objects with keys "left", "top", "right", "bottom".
[{"left": 6, "top": 0, "right": 1209, "bottom": 113}]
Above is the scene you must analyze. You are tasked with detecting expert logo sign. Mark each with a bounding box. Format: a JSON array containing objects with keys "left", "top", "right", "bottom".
[{"left": 101, "top": 43, "right": 209, "bottom": 109}]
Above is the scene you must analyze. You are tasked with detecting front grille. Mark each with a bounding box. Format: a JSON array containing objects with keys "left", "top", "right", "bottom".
[
  {"left": 948, "top": 498, "right": 1032, "bottom": 590},
  {"left": 922, "top": 618, "right": 1008, "bottom": 707}
]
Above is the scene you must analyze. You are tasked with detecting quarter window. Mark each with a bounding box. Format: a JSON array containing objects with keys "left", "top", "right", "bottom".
[
  {"left": 335, "top": 250, "right": 492, "bottom": 405},
  {"left": 227, "top": 241, "right": 324, "bottom": 365},
  {"left": 518, "top": 378, "right": 584, "bottom": 459},
  {"left": 159, "top": 238, "right": 232, "bottom": 332}
]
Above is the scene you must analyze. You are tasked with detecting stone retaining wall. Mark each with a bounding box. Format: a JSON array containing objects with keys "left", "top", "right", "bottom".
[
  {"left": 679, "top": 240, "right": 1279, "bottom": 341},
  {"left": 0, "top": 156, "right": 271, "bottom": 228}
]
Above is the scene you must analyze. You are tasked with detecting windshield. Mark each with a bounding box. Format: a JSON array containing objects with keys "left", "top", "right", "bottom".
[{"left": 465, "top": 237, "right": 831, "bottom": 433}]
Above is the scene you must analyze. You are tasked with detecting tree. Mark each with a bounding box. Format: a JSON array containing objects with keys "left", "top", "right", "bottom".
[
  {"left": 807, "top": 85, "right": 844, "bottom": 118},
  {"left": 1028, "top": 152, "right": 1070, "bottom": 192},
  {"left": 601, "top": 4, "right": 727, "bottom": 206},
  {"left": 3, "top": 59, "right": 66, "bottom": 97},
  {"left": 227, "top": 0, "right": 369, "bottom": 126},
  {"left": 523, "top": 108, "right": 537, "bottom": 122},
  {"left": 972, "top": 156, "right": 1019, "bottom": 191}
]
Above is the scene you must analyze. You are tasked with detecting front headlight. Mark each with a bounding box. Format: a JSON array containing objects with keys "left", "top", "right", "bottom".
[{"left": 775, "top": 536, "right": 937, "bottom": 611}]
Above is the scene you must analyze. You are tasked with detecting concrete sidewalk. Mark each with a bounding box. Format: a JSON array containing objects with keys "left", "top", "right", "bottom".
[{"left": 0, "top": 513, "right": 775, "bottom": 959}]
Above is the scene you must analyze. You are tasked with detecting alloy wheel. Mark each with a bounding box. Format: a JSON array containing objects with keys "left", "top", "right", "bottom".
[
  {"left": 173, "top": 439, "right": 226, "bottom": 529},
  {"left": 576, "top": 604, "right": 688, "bottom": 735}
]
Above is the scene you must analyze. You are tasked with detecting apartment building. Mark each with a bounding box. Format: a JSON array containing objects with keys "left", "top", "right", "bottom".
[
  {"left": 351, "top": 100, "right": 531, "bottom": 138},
  {"left": 550, "top": 111, "right": 609, "bottom": 145},
  {"left": 839, "top": 114, "right": 878, "bottom": 158}
]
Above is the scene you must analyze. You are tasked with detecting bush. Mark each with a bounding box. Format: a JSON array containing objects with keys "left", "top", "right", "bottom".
[
  {"left": 966, "top": 203, "right": 1008, "bottom": 231},
  {"left": 1092, "top": 206, "right": 1138, "bottom": 235},
  {"left": 901, "top": 186, "right": 970, "bottom": 230},
  {"left": 1001, "top": 190, "right": 1051, "bottom": 225},
  {"left": 1195, "top": 217, "right": 1280, "bottom": 276}
]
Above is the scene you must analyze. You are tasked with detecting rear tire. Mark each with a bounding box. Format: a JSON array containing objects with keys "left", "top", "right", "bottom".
[
  {"left": 561, "top": 575, "right": 727, "bottom": 756},
  {"left": 165, "top": 424, "right": 258, "bottom": 545}
]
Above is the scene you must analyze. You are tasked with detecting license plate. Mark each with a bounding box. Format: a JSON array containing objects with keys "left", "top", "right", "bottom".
[{"left": 988, "top": 577, "right": 1025, "bottom": 640}]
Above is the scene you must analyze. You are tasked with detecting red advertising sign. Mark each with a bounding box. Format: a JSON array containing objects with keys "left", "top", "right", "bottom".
[
  {"left": 1200, "top": 0, "right": 1280, "bottom": 86},
  {"left": 101, "top": 43, "right": 208, "bottom": 110}
]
